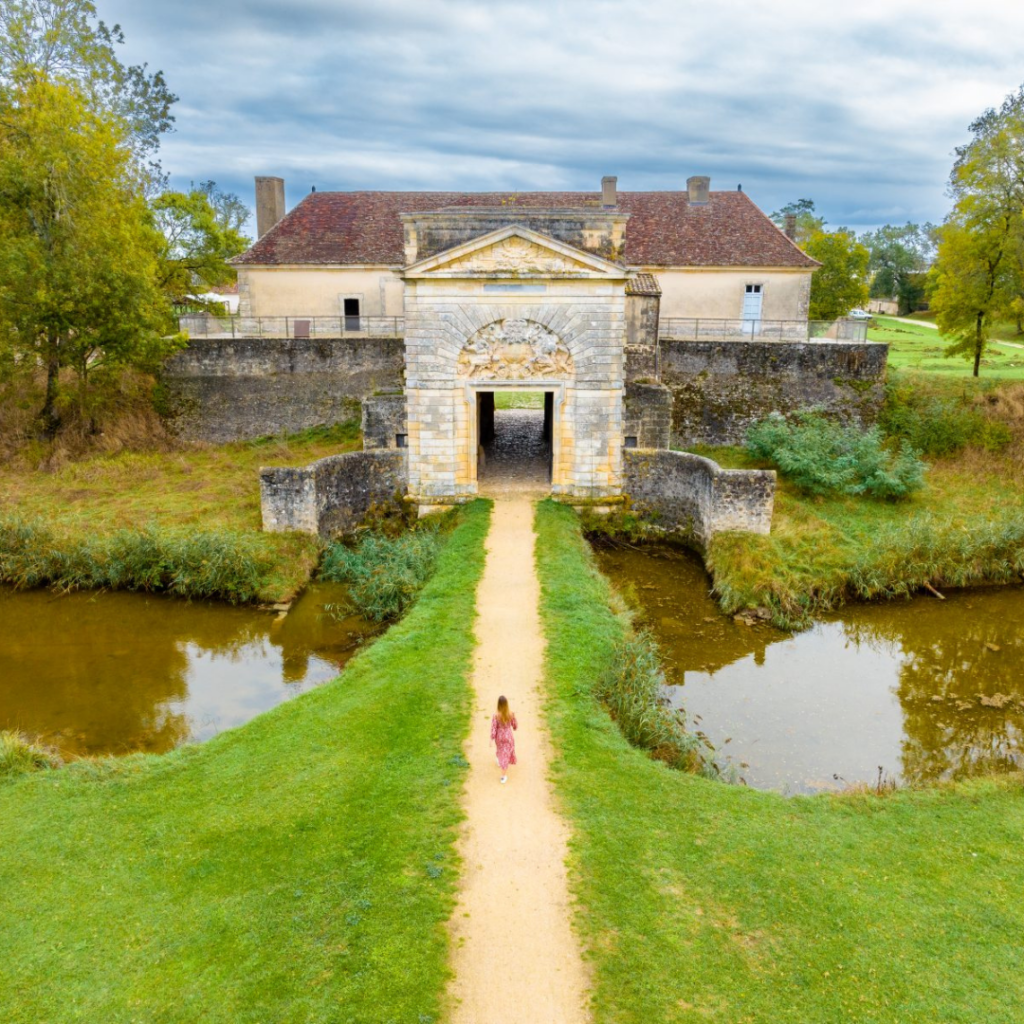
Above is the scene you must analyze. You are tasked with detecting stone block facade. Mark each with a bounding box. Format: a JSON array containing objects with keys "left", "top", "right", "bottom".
[
  {"left": 661, "top": 339, "right": 888, "bottom": 447},
  {"left": 623, "top": 382, "right": 672, "bottom": 450},
  {"left": 260, "top": 450, "right": 407, "bottom": 537},
  {"left": 623, "top": 449, "right": 775, "bottom": 546},
  {"left": 362, "top": 394, "right": 408, "bottom": 450},
  {"left": 402, "top": 225, "right": 631, "bottom": 501},
  {"left": 163, "top": 337, "right": 404, "bottom": 442}
]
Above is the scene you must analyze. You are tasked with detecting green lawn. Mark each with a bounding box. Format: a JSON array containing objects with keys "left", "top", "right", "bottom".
[
  {"left": 0, "top": 500, "right": 491, "bottom": 1023},
  {"left": 0, "top": 422, "right": 364, "bottom": 602},
  {"left": 868, "top": 315, "right": 1024, "bottom": 380},
  {"left": 493, "top": 391, "right": 545, "bottom": 409},
  {"left": 535, "top": 500, "right": 1024, "bottom": 1024}
]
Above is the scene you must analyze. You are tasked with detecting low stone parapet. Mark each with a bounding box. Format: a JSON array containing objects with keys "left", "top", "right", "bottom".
[
  {"left": 623, "top": 449, "right": 775, "bottom": 545},
  {"left": 260, "top": 451, "right": 407, "bottom": 537}
]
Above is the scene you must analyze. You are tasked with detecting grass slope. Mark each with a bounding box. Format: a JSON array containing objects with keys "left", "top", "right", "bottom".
[
  {"left": 535, "top": 500, "right": 1024, "bottom": 1024},
  {"left": 0, "top": 500, "right": 491, "bottom": 1024},
  {"left": 687, "top": 431, "right": 1024, "bottom": 627},
  {"left": 869, "top": 316, "right": 1024, "bottom": 380},
  {"left": 0, "top": 423, "right": 363, "bottom": 601}
]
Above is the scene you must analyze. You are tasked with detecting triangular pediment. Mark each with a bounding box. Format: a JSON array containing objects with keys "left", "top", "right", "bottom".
[{"left": 403, "top": 225, "right": 627, "bottom": 279}]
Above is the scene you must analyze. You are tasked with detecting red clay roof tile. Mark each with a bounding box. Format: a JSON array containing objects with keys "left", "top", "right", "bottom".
[{"left": 234, "top": 190, "right": 818, "bottom": 269}]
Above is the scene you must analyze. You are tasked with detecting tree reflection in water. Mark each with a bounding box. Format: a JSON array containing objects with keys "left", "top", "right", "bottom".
[
  {"left": 591, "top": 539, "right": 1024, "bottom": 792},
  {"left": 839, "top": 593, "right": 1024, "bottom": 785},
  {"left": 0, "top": 583, "right": 376, "bottom": 757}
]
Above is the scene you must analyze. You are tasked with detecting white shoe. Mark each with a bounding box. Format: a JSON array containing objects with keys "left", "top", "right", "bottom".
[{"left": 500, "top": 776, "right": 507, "bottom": 784}]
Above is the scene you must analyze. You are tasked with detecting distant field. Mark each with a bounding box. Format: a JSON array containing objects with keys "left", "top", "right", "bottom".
[
  {"left": 869, "top": 315, "right": 1024, "bottom": 381},
  {"left": 494, "top": 391, "right": 545, "bottom": 409}
]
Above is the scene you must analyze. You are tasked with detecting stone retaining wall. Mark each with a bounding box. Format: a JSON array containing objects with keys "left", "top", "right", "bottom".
[
  {"left": 260, "top": 451, "right": 407, "bottom": 537},
  {"left": 362, "top": 394, "right": 408, "bottom": 450},
  {"left": 660, "top": 339, "right": 888, "bottom": 446},
  {"left": 164, "top": 337, "right": 405, "bottom": 442},
  {"left": 624, "top": 448, "right": 775, "bottom": 545}
]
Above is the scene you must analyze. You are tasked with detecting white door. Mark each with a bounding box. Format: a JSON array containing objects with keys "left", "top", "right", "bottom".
[{"left": 742, "top": 284, "right": 763, "bottom": 335}]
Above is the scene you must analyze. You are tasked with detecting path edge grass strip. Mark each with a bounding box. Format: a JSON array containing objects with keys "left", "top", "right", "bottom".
[{"left": 0, "top": 499, "right": 492, "bottom": 1022}]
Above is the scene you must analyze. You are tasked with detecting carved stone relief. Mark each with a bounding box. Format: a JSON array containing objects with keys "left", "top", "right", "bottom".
[
  {"left": 456, "top": 319, "right": 574, "bottom": 380},
  {"left": 441, "top": 237, "right": 587, "bottom": 275}
]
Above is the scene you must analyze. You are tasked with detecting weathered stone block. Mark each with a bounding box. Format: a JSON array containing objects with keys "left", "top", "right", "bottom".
[
  {"left": 260, "top": 451, "right": 407, "bottom": 537},
  {"left": 623, "top": 449, "right": 775, "bottom": 545}
]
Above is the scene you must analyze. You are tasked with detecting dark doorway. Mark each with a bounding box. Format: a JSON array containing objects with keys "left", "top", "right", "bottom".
[
  {"left": 343, "top": 298, "right": 361, "bottom": 332},
  {"left": 477, "top": 391, "right": 553, "bottom": 492}
]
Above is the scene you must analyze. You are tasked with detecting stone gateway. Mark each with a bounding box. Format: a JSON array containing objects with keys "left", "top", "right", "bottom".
[{"left": 202, "top": 175, "right": 889, "bottom": 536}]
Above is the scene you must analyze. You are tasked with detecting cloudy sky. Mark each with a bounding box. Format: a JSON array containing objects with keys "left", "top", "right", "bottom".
[{"left": 100, "top": 0, "right": 1024, "bottom": 235}]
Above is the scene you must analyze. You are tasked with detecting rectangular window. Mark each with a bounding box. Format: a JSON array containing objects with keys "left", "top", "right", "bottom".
[
  {"left": 624, "top": 436, "right": 638, "bottom": 449},
  {"left": 395, "top": 434, "right": 408, "bottom": 449}
]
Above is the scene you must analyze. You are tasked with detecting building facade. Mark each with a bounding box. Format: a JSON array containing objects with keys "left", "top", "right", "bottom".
[{"left": 231, "top": 175, "right": 820, "bottom": 502}]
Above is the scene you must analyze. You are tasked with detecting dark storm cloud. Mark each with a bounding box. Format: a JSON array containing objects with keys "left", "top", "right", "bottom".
[{"left": 99, "top": 0, "right": 1024, "bottom": 232}]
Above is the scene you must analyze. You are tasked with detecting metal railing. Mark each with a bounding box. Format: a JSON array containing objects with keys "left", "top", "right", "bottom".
[
  {"left": 177, "top": 314, "right": 870, "bottom": 345},
  {"left": 658, "top": 318, "right": 870, "bottom": 343},
  {"left": 178, "top": 314, "right": 405, "bottom": 339}
]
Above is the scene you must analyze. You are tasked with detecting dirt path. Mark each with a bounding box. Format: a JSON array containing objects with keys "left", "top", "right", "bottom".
[{"left": 446, "top": 499, "right": 590, "bottom": 1024}]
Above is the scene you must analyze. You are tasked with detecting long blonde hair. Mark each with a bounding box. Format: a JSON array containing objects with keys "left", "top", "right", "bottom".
[{"left": 496, "top": 695, "right": 512, "bottom": 725}]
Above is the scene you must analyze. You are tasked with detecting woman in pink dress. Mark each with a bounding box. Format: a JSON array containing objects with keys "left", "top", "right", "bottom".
[{"left": 490, "top": 695, "right": 518, "bottom": 784}]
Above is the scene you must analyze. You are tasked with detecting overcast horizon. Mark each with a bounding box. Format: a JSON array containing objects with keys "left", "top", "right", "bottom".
[{"left": 99, "top": 0, "right": 1024, "bottom": 237}]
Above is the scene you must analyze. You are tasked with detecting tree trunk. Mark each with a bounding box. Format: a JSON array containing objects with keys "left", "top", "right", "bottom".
[
  {"left": 973, "top": 311, "right": 983, "bottom": 378},
  {"left": 38, "top": 332, "right": 61, "bottom": 438}
]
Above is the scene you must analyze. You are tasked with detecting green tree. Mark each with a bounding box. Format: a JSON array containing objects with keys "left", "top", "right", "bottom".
[
  {"left": 152, "top": 188, "right": 249, "bottom": 305},
  {"left": 804, "top": 228, "right": 870, "bottom": 320},
  {"left": 0, "top": 0, "right": 175, "bottom": 171},
  {"left": 930, "top": 217, "right": 1015, "bottom": 377},
  {"left": 197, "top": 180, "right": 251, "bottom": 238},
  {"left": 862, "top": 223, "right": 936, "bottom": 314},
  {"left": 0, "top": 77, "right": 177, "bottom": 434},
  {"left": 770, "top": 198, "right": 825, "bottom": 245},
  {"left": 930, "top": 85, "right": 1024, "bottom": 376}
]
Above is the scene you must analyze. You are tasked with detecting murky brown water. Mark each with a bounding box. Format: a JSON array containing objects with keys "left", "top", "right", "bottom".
[
  {"left": 592, "top": 542, "right": 1024, "bottom": 794},
  {"left": 0, "top": 584, "right": 376, "bottom": 758}
]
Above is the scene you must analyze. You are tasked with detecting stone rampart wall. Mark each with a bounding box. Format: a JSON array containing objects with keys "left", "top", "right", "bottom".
[
  {"left": 660, "top": 340, "right": 888, "bottom": 446},
  {"left": 260, "top": 451, "right": 407, "bottom": 537},
  {"left": 624, "top": 449, "right": 775, "bottom": 545},
  {"left": 164, "top": 337, "right": 405, "bottom": 442},
  {"left": 362, "top": 394, "right": 408, "bottom": 449}
]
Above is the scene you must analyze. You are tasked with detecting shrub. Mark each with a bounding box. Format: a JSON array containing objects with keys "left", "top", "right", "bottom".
[
  {"left": 0, "top": 731, "right": 61, "bottom": 779},
  {"left": 320, "top": 529, "right": 447, "bottom": 622},
  {"left": 594, "top": 631, "right": 717, "bottom": 776},
  {"left": 880, "top": 376, "right": 1012, "bottom": 457},
  {"left": 746, "top": 411, "right": 927, "bottom": 499},
  {"left": 0, "top": 515, "right": 278, "bottom": 603}
]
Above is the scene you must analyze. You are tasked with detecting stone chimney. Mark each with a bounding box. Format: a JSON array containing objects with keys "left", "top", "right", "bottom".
[
  {"left": 255, "top": 176, "right": 286, "bottom": 239},
  {"left": 601, "top": 175, "right": 618, "bottom": 207},
  {"left": 686, "top": 175, "right": 710, "bottom": 204},
  {"left": 784, "top": 213, "right": 797, "bottom": 240}
]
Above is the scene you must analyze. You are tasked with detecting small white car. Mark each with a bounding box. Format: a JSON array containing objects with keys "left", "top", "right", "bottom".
[{"left": 847, "top": 308, "right": 873, "bottom": 320}]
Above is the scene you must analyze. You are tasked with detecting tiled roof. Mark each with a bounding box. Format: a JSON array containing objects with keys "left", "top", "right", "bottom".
[
  {"left": 233, "top": 190, "right": 818, "bottom": 269},
  {"left": 625, "top": 273, "right": 662, "bottom": 296}
]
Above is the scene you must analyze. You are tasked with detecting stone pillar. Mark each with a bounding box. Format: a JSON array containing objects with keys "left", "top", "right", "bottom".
[{"left": 255, "top": 176, "right": 286, "bottom": 239}]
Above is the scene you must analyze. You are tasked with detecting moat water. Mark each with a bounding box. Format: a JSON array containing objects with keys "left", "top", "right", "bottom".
[
  {"left": 0, "top": 583, "right": 377, "bottom": 758},
  {"left": 592, "top": 542, "right": 1024, "bottom": 794}
]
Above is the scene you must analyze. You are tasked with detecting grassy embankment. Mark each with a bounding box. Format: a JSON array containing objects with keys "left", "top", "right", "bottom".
[
  {"left": 0, "top": 422, "right": 362, "bottom": 603},
  {"left": 869, "top": 314, "right": 1024, "bottom": 380},
  {"left": 0, "top": 500, "right": 491, "bottom": 1023},
  {"left": 687, "top": 373, "right": 1024, "bottom": 627},
  {"left": 535, "top": 500, "right": 1024, "bottom": 1024}
]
